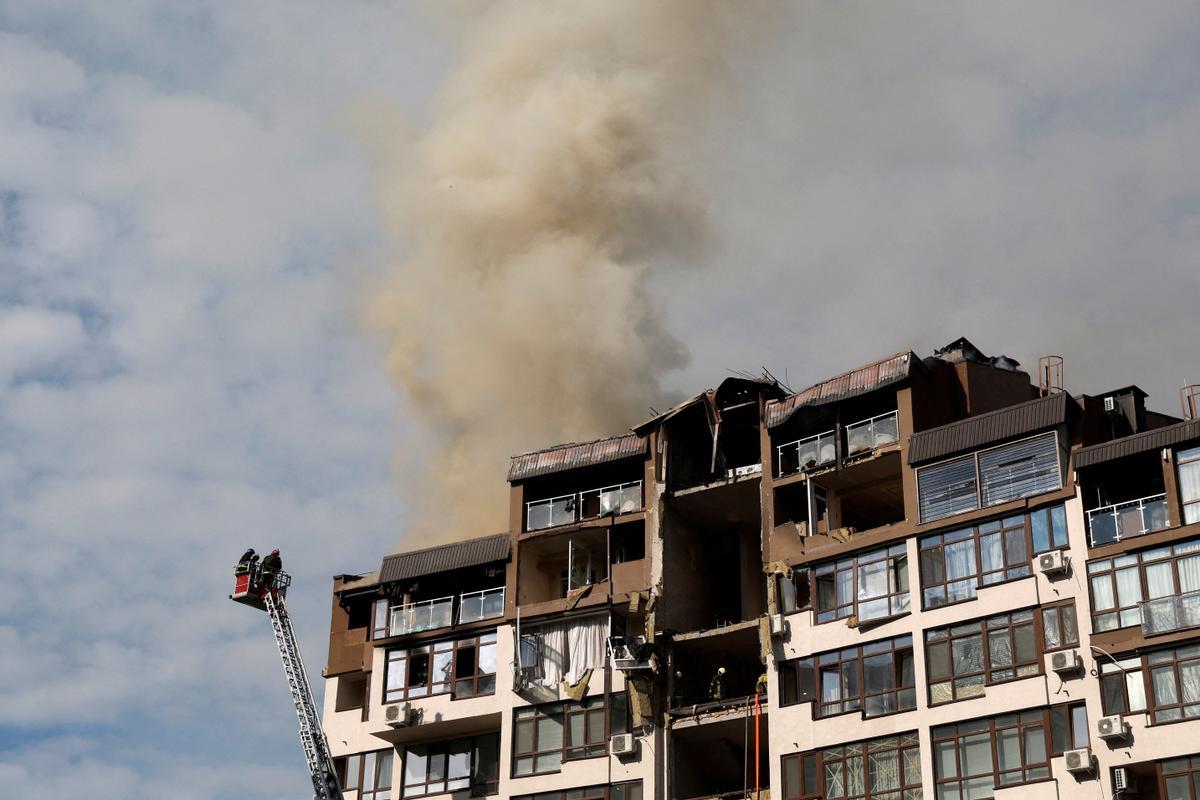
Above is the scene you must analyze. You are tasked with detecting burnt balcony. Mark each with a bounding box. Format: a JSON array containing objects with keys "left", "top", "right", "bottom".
[
  {"left": 1087, "top": 493, "right": 1169, "bottom": 547},
  {"left": 524, "top": 480, "right": 644, "bottom": 532},
  {"left": 1141, "top": 589, "right": 1200, "bottom": 636}
]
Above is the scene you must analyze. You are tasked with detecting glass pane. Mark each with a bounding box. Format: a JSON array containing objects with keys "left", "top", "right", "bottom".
[
  {"left": 1091, "top": 576, "right": 1115, "bottom": 611},
  {"left": 996, "top": 728, "right": 1021, "bottom": 771},
  {"left": 1024, "top": 725, "right": 1046, "bottom": 764},
  {"left": 404, "top": 747, "right": 427, "bottom": 787},
  {"left": 953, "top": 634, "right": 984, "bottom": 675},
  {"left": 860, "top": 560, "right": 889, "bottom": 600},
  {"left": 1030, "top": 510, "right": 1050, "bottom": 554},
  {"left": 1042, "top": 608, "right": 1061, "bottom": 649},
  {"left": 945, "top": 540, "right": 977, "bottom": 582},
  {"left": 989, "top": 630, "right": 1013, "bottom": 668},
  {"left": 1127, "top": 669, "right": 1148, "bottom": 712},
  {"left": 1165, "top": 776, "right": 1190, "bottom": 800},
  {"left": 870, "top": 751, "right": 901, "bottom": 792},
  {"left": 962, "top": 733, "right": 993, "bottom": 776},
  {"left": 783, "top": 756, "right": 801, "bottom": 798},
  {"left": 935, "top": 741, "right": 958, "bottom": 779},
  {"left": 1014, "top": 624, "right": 1036, "bottom": 664},
  {"left": 1071, "top": 705, "right": 1089, "bottom": 749},
  {"left": 1154, "top": 666, "right": 1181, "bottom": 706},
  {"left": 1116, "top": 567, "right": 1143, "bottom": 607},
  {"left": 928, "top": 641, "right": 950, "bottom": 680}
]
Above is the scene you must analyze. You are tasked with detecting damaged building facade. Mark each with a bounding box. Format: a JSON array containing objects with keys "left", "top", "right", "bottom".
[{"left": 321, "top": 338, "right": 1200, "bottom": 800}]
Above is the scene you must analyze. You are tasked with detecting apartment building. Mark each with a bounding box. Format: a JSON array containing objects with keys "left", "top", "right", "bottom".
[{"left": 321, "top": 337, "right": 1200, "bottom": 800}]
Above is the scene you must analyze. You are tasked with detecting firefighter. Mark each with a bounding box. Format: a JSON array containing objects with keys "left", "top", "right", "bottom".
[
  {"left": 236, "top": 548, "right": 258, "bottom": 574},
  {"left": 260, "top": 548, "right": 282, "bottom": 587},
  {"left": 708, "top": 666, "right": 727, "bottom": 701}
]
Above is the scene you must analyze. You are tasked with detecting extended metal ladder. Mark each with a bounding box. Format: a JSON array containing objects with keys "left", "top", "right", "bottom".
[{"left": 233, "top": 565, "right": 342, "bottom": 800}]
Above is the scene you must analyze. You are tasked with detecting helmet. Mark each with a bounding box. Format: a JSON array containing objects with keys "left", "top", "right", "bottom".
[{"left": 271, "top": 549, "right": 279, "bottom": 555}]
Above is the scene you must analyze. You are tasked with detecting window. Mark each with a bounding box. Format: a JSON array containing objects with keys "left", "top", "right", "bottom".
[
  {"left": 799, "top": 635, "right": 916, "bottom": 718},
  {"left": 512, "top": 694, "right": 628, "bottom": 776},
  {"left": 402, "top": 734, "right": 499, "bottom": 798},
  {"left": 513, "top": 782, "right": 643, "bottom": 800},
  {"left": 517, "top": 616, "right": 608, "bottom": 688},
  {"left": 1147, "top": 645, "right": 1200, "bottom": 724},
  {"left": 1098, "top": 657, "right": 1147, "bottom": 716},
  {"left": 336, "top": 750, "right": 395, "bottom": 800},
  {"left": 780, "top": 570, "right": 812, "bottom": 614},
  {"left": 917, "top": 434, "right": 1062, "bottom": 524},
  {"left": 933, "top": 711, "right": 1051, "bottom": 800},
  {"left": 781, "top": 732, "right": 921, "bottom": 800},
  {"left": 373, "top": 598, "right": 389, "bottom": 640},
  {"left": 780, "top": 657, "right": 817, "bottom": 707},
  {"left": 919, "top": 515, "right": 1029, "bottom": 608},
  {"left": 1161, "top": 755, "right": 1200, "bottom": 800},
  {"left": 1088, "top": 538, "right": 1200, "bottom": 633},
  {"left": 815, "top": 544, "right": 909, "bottom": 624},
  {"left": 1029, "top": 504, "right": 1069, "bottom": 553},
  {"left": 385, "top": 633, "right": 497, "bottom": 703},
  {"left": 925, "top": 610, "right": 1039, "bottom": 705},
  {"left": 1040, "top": 602, "right": 1079, "bottom": 651},
  {"left": 1048, "top": 703, "right": 1089, "bottom": 754},
  {"left": 1179, "top": 446, "right": 1200, "bottom": 526}
]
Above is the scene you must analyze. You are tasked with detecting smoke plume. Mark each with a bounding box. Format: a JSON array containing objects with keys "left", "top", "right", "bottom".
[{"left": 367, "top": 2, "right": 757, "bottom": 543}]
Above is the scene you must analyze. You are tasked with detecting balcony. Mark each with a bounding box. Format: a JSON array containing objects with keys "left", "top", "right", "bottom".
[
  {"left": 845, "top": 410, "right": 899, "bottom": 456},
  {"left": 1087, "top": 493, "right": 1169, "bottom": 547},
  {"left": 386, "top": 587, "right": 506, "bottom": 636},
  {"left": 458, "top": 587, "right": 505, "bottom": 624},
  {"left": 1140, "top": 588, "right": 1200, "bottom": 636},
  {"left": 777, "top": 429, "right": 836, "bottom": 476},
  {"left": 524, "top": 480, "right": 643, "bottom": 532}
]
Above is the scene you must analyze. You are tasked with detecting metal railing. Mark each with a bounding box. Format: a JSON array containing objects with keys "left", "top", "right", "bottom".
[
  {"left": 525, "top": 480, "right": 644, "bottom": 532},
  {"left": 777, "top": 429, "right": 836, "bottom": 476},
  {"left": 846, "top": 410, "right": 900, "bottom": 456},
  {"left": 389, "top": 595, "right": 454, "bottom": 636},
  {"left": 458, "top": 586, "right": 505, "bottom": 623},
  {"left": 1140, "top": 588, "right": 1200, "bottom": 636},
  {"left": 1087, "top": 493, "right": 1169, "bottom": 547}
]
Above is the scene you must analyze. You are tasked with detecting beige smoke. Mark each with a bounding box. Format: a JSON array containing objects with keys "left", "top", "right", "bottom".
[{"left": 367, "top": 1, "right": 761, "bottom": 544}]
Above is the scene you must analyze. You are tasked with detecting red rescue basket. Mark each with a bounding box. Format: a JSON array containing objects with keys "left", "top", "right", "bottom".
[{"left": 230, "top": 562, "right": 290, "bottom": 611}]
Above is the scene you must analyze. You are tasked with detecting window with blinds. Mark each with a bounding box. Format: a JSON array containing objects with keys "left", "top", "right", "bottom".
[{"left": 918, "top": 433, "right": 1062, "bottom": 524}]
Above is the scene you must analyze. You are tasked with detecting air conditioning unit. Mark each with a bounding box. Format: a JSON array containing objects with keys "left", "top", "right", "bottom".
[
  {"left": 1104, "top": 396, "right": 1117, "bottom": 412},
  {"left": 1064, "top": 747, "right": 1094, "bottom": 774},
  {"left": 769, "top": 614, "right": 787, "bottom": 637},
  {"left": 610, "top": 636, "right": 654, "bottom": 671},
  {"left": 1113, "top": 767, "right": 1137, "bottom": 793},
  {"left": 610, "top": 733, "right": 637, "bottom": 757},
  {"left": 385, "top": 703, "right": 419, "bottom": 728},
  {"left": 1046, "top": 648, "right": 1082, "bottom": 675},
  {"left": 1037, "top": 550, "right": 1069, "bottom": 575},
  {"left": 1096, "top": 714, "right": 1129, "bottom": 741}
]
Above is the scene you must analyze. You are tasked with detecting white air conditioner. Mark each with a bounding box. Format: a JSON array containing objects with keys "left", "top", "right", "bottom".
[
  {"left": 611, "top": 733, "right": 637, "bottom": 757},
  {"left": 1045, "top": 648, "right": 1081, "bottom": 675},
  {"left": 1096, "top": 714, "right": 1129, "bottom": 741},
  {"left": 769, "top": 614, "right": 787, "bottom": 638},
  {"left": 1104, "top": 396, "right": 1117, "bottom": 412},
  {"left": 385, "top": 703, "right": 419, "bottom": 728},
  {"left": 1064, "top": 747, "right": 1094, "bottom": 774},
  {"left": 1037, "top": 550, "right": 1069, "bottom": 575},
  {"left": 609, "top": 635, "right": 654, "bottom": 671},
  {"left": 1113, "top": 767, "right": 1137, "bottom": 793}
]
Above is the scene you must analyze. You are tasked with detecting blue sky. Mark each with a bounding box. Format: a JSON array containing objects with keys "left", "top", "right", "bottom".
[{"left": 2, "top": 3, "right": 1200, "bottom": 798}]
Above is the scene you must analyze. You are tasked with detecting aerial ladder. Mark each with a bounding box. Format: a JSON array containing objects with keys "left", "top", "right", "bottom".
[{"left": 231, "top": 558, "right": 342, "bottom": 800}]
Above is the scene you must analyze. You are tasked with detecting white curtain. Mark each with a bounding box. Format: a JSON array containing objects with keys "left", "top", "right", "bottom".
[
  {"left": 564, "top": 616, "right": 607, "bottom": 684},
  {"left": 1178, "top": 451, "right": 1200, "bottom": 523},
  {"left": 1178, "top": 556, "right": 1200, "bottom": 594},
  {"left": 537, "top": 623, "right": 566, "bottom": 687},
  {"left": 944, "top": 540, "right": 976, "bottom": 582}
]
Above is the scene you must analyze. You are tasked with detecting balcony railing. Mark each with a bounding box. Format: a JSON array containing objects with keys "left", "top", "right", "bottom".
[
  {"left": 389, "top": 595, "right": 454, "bottom": 636},
  {"left": 1140, "top": 588, "right": 1200, "bottom": 636},
  {"left": 777, "top": 429, "right": 836, "bottom": 476},
  {"left": 1087, "top": 493, "right": 1169, "bottom": 547},
  {"left": 525, "top": 480, "right": 644, "bottom": 532},
  {"left": 458, "top": 586, "right": 505, "bottom": 623},
  {"left": 846, "top": 410, "right": 900, "bottom": 456}
]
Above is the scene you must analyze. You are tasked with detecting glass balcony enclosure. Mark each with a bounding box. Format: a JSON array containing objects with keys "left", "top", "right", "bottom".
[
  {"left": 846, "top": 411, "right": 900, "bottom": 456},
  {"left": 386, "top": 586, "right": 506, "bottom": 636},
  {"left": 1087, "top": 493, "right": 1169, "bottom": 547},
  {"left": 1141, "top": 588, "right": 1200, "bottom": 636},
  {"left": 777, "top": 410, "right": 899, "bottom": 476},
  {"left": 525, "top": 480, "right": 643, "bottom": 532}
]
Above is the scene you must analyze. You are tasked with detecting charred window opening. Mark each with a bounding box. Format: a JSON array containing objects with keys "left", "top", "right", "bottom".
[
  {"left": 774, "top": 452, "right": 905, "bottom": 539},
  {"left": 664, "top": 384, "right": 769, "bottom": 493},
  {"left": 517, "top": 528, "right": 610, "bottom": 606},
  {"left": 522, "top": 458, "right": 645, "bottom": 532},
  {"left": 670, "top": 715, "right": 770, "bottom": 800},
  {"left": 1078, "top": 451, "right": 1168, "bottom": 547}
]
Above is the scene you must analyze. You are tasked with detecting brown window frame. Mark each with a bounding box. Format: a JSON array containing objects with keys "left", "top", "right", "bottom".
[
  {"left": 932, "top": 709, "right": 1053, "bottom": 800},
  {"left": 1160, "top": 755, "right": 1200, "bottom": 800},
  {"left": 1087, "top": 538, "right": 1200, "bottom": 634},
  {"left": 513, "top": 782, "right": 643, "bottom": 800},
  {"left": 781, "top": 635, "right": 915, "bottom": 719},
  {"left": 402, "top": 733, "right": 499, "bottom": 798},
  {"left": 512, "top": 693, "right": 629, "bottom": 777},
  {"left": 1146, "top": 644, "right": 1200, "bottom": 724},
  {"left": 780, "top": 731, "right": 922, "bottom": 800},
  {"left": 383, "top": 632, "right": 497, "bottom": 703},
  {"left": 813, "top": 543, "right": 910, "bottom": 625},
  {"left": 925, "top": 609, "right": 1040, "bottom": 705},
  {"left": 1047, "top": 702, "right": 1089, "bottom": 755},
  {"left": 1098, "top": 655, "right": 1148, "bottom": 716},
  {"left": 335, "top": 749, "right": 394, "bottom": 800},
  {"left": 1040, "top": 601, "right": 1079, "bottom": 652}
]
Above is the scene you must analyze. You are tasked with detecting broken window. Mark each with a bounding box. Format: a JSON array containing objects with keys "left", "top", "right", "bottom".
[
  {"left": 782, "top": 732, "right": 921, "bottom": 800},
  {"left": 403, "top": 733, "right": 499, "bottom": 798},
  {"left": 925, "top": 609, "right": 1039, "bottom": 705},
  {"left": 814, "top": 544, "right": 909, "bottom": 624},
  {"left": 385, "top": 633, "right": 497, "bottom": 703}
]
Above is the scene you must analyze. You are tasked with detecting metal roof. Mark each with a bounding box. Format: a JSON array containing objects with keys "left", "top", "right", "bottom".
[
  {"left": 508, "top": 432, "right": 647, "bottom": 482},
  {"left": 632, "top": 376, "right": 785, "bottom": 434},
  {"left": 766, "top": 351, "right": 918, "bottom": 429},
  {"left": 379, "top": 532, "right": 510, "bottom": 584},
  {"left": 907, "top": 393, "right": 1072, "bottom": 465},
  {"left": 1074, "top": 418, "right": 1200, "bottom": 469}
]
